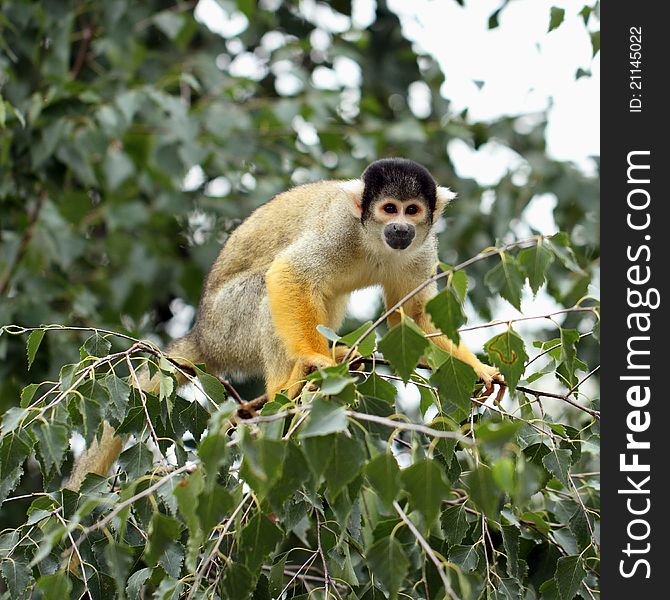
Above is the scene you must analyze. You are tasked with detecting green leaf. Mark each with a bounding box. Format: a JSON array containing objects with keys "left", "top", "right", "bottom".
[
  {"left": 80, "top": 332, "right": 111, "bottom": 359},
  {"left": 74, "top": 381, "right": 104, "bottom": 444},
  {"left": 36, "top": 571, "right": 72, "bottom": 600},
  {"left": 20, "top": 383, "right": 40, "bottom": 407},
  {"left": 300, "top": 435, "right": 335, "bottom": 480},
  {"left": 426, "top": 285, "right": 466, "bottom": 344},
  {"left": 197, "top": 484, "right": 234, "bottom": 533},
  {"left": 324, "top": 434, "right": 366, "bottom": 497},
  {"left": 501, "top": 524, "right": 521, "bottom": 578},
  {"left": 451, "top": 269, "right": 468, "bottom": 302},
  {"left": 449, "top": 544, "right": 480, "bottom": 572},
  {"left": 26, "top": 329, "right": 45, "bottom": 370},
  {"left": 239, "top": 434, "right": 286, "bottom": 501},
  {"left": 591, "top": 31, "right": 600, "bottom": 56},
  {"left": 476, "top": 421, "right": 524, "bottom": 450},
  {"left": 518, "top": 242, "right": 554, "bottom": 295},
  {"left": 430, "top": 353, "right": 477, "bottom": 420},
  {"left": 339, "top": 321, "right": 376, "bottom": 357},
  {"left": 579, "top": 5, "right": 592, "bottom": 25},
  {"left": 34, "top": 422, "right": 69, "bottom": 474},
  {"left": 539, "top": 579, "right": 561, "bottom": 600},
  {"left": 267, "top": 441, "right": 310, "bottom": 508},
  {"left": 104, "top": 542, "right": 135, "bottom": 597},
  {"left": 104, "top": 148, "right": 135, "bottom": 190},
  {"left": 484, "top": 253, "right": 525, "bottom": 311},
  {"left": 548, "top": 7, "right": 565, "bottom": 32},
  {"left": 239, "top": 513, "right": 284, "bottom": 571},
  {"left": 144, "top": 513, "right": 183, "bottom": 578},
  {"left": 198, "top": 431, "right": 229, "bottom": 484},
  {"left": 484, "top": 326, "right": 528, "bottom": 391},
  {"left": 174, "top": 470, "right": 204, "bottom": 537},
  {"left": 221, "top": 562, "right": 256, "bottom": 600},
  {"left": 365, "top": 452, "right": 401, "bottom": 509},
  {"left": 378, "top": 318, "right": 428, "bottom": 382},
  {"left": 0, "top": 427, "right": 33, "bottom": 474},
  {"left": 300, "top": 397, "right": 348, "bottom": 437},
  {"left": 520, "top": 510, "right": 552, "bottom": 535},
  {"left": 178, "top": 398, "right": 210, "bottom": 441},
  {"left": 2, "top": 559, "right": 34, "bottom": 599},
  {"left": 542, "top": 449, "right": 572, "bottom": 487},
  {"left": 126, "top": 568, "right": 152, "bottom": 600},
  {"left": 554, "top": 555, "right": 586, "bottom": 600},
  {"left": 101, "top": 373, "right": 131, "bottom": 423},
  {"left": 194, "top": 367, "right": 229, "bottom": 404},
  {"left": 318, "top": 370, "right": 356, "bottom": 397},
  {"left": 488, "top": 8, "right": 502, "bottom": 29},
  {"left": 400, "top": 459, "right": 450, "bottom": 527},
  {"left": 358, "top": 372, "right": 397, "bottom": 403},
  {"left": 441, "top": 504, "right": 469, "bottom": 546},
  {"left": 465, "top": 464, "right": 501, "bottom": 520},
  {"left": 153, "top": 11, "right": 186, "bottom": 40},
  {"left": 118, "top": 442, "right": 154, "bottom": 480},
  {"left": 366, "top": 536, "right": 409, "bottom": 599},
  {"left": 557, "top": 328, "right": 580, "bottom": 387},
  {"left": 492, "top": 457, "right": 516, "bottom": 495},
  {"left": 429, "top": 415, "right": 460, "bottom": 467},
  {"left": 568, "top": 507, "right": 591, "bottom": 550},
  {"left": 490, "top": 577, "right": 522, "bottom": 599}
]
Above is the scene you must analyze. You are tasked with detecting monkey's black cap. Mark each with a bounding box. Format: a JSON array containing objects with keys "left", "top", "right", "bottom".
[{"left": 360, "top": 158, "right": 438, "bottom": 221}]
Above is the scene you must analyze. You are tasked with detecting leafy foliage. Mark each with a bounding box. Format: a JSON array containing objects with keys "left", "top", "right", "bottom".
[{"left": 1, "top": 0, "right": 599, "bottom": 598}]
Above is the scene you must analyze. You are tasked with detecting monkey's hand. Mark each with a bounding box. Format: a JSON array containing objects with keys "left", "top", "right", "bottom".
[{"left": 476, "top": 363, "right": 504, "bottom": 392}]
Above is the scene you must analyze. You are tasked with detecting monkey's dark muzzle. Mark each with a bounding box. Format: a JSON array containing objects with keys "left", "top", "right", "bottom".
[{"left": 384, "top": 223, "right": 415, "bottom": 250}]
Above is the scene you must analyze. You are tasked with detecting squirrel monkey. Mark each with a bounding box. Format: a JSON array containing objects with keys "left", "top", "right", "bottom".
[{"left": 67, "top": 158, "right": 500, "bottom": 489}]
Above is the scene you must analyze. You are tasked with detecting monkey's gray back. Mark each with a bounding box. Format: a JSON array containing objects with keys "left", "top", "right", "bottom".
[{"left": 190, "top": 181, "right": 356, "bottom": 379}]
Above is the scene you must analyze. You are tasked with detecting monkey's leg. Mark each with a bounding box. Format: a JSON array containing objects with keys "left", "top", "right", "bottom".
[{"left": 265, "top": 258, "right": 336, "bottom": 397}]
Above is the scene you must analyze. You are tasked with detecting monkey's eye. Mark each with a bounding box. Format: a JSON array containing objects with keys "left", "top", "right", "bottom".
[
  {"left": 405, "top": 204, "right": 419, "bottom": 215},
  {"left": 383, "top": 203, "right": 398, "bottom": 214}
]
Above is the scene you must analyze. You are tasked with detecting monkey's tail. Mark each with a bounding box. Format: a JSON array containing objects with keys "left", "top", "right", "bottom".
[
  {"left": 137, "top": 334, "right": 203, "bottom": 394},
  {"left": 67, "top": 335, "right": 203, "bottom": 491}
]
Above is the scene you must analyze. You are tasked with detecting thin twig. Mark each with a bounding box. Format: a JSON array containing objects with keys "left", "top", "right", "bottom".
[
  {"left": 54, "top": 511, "right": 93, "bottom": 600},
  {"left": 427, "top": 306, "right": 598, "bottom": 335},
  {"left": 315, "top": 511, "right": 335, "bottom": 599},
  {"left": 393, "top": 501, "right": 460, "bottom": 600},
  {"left": 345, "top": 410, "right": 473, "bottom": 444},
  {"left": 566, "top": 365, "right": 600, "bottom": 397},
  {"left": 78, "top": 463, "right": 194, "bottom": 540},
  {"left": 0, "top": 193, "right": 46, "bottom": 295},
  {"left": 525, "top": 331, "right": 593, "bottom": 368},
  {"left": 350, "top": 357, "right": 600, "bottom": 420},
  {"left": 188, "top": 492, "right": 252, "bottom": 599}
]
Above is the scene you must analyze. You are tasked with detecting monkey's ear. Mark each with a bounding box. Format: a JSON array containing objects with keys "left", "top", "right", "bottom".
[
  {"left": 339, "top": 179, "right": 365, "bottom": 217},
  {"left": 435, "top": 186, "right": 456, "bottom": 215}
]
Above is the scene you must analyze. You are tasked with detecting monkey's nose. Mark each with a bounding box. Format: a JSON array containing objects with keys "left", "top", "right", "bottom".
[
  {"left": 392, "top": 223, "right": 411, "bottom": 234},
  {"left": 384, "top": 223, "right": 416, "bottom": 249}
]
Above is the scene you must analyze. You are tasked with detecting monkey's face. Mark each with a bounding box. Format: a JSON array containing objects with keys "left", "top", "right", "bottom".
[{"left": 370, "top": 197, "right": 431, "bottom": 251}]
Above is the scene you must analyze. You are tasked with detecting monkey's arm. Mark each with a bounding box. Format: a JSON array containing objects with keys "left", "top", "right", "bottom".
[
  {"left": 384, "top": 282, "right": 500, "bottom": 386},
  {"left": 265, "top": 254, "right": 337, "bottom": 397}
]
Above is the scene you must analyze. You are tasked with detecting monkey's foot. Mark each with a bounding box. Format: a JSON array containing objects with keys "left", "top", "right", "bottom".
[
  {"left": 333, "top": 345, "right": 362, "bottom": 364},
  {"left": 297, "top": 354, "right": 336, "bottom": 375}
]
